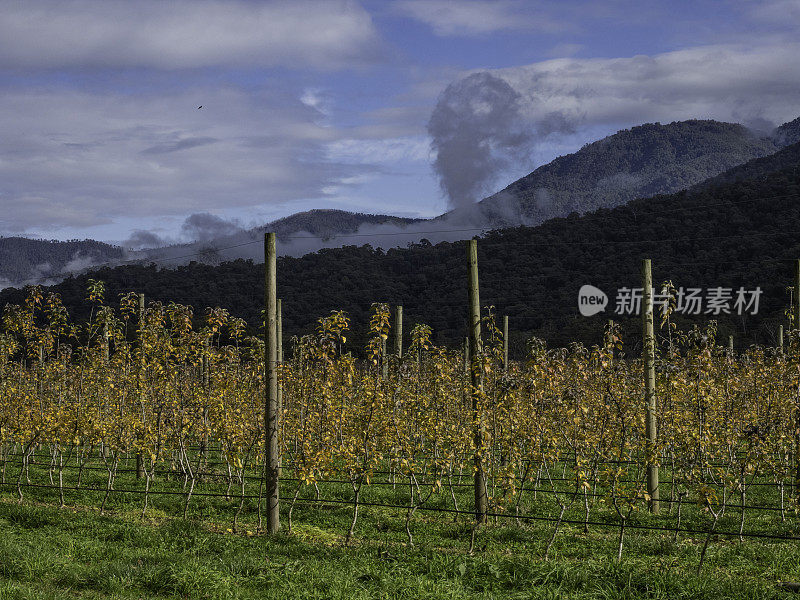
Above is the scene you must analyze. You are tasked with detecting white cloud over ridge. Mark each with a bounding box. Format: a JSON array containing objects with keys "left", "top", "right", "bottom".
[
  {"left": 0, "top": 0, "right": 382, "bottom": 70},
  {"left": 492, "top": 43, "right": 800, "bottom": 133}
]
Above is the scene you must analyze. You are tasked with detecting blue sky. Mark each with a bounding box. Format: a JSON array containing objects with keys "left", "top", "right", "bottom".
[{"left": 1, "top": 0, "right": 799, "bottom": 245}]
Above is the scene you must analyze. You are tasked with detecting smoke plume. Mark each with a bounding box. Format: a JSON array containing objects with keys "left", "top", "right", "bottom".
[{"left": 427, "top": 72, "right": 534, "bottom": 210}]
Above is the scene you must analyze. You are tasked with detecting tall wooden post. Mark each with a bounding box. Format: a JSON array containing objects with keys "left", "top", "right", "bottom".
[
  {"left": 468, "top": 239, "right": 488, "bottom": 523},
  {"left": 779, "top": 325, "right": 784, "bottom": 355},
  {"left": 103, "top": 321, "right": 110, "bottom": 364},
  {"left": 795, "top": 259, "right": 800, "bottom": 332},
  {"left": 103, "top": 321, "right": 109, "bottom": 363},
  {"left": 462, "top": 336, "right": 469, "bottom": 409},
  {"left": 795, "top": 260, "right": 800, "bottom": 495},
  {"left": 381, "top": 335, "right": 388, "bottom": 381},
  {"left": 276, "top": 298, "right": 283, "bottom": 478},
  {"left": 502, "top": 315, "right": 509, "bottom": 373},
  {"left": 265, "top": 233, "right": 280, "bottom": 533},
  {"left": 394, "top": 305, "right": 403, "bottom": 359},
  {"left": 277, "top": 298, "right": 283, "bottom": 418},
  {"left": 728, "top": 335, "right": 734, "bottom": 357},
  {"left": 200, "top": 338, "right": 209, "bottom": 460},
  {"left": 136, "top": 293, "right": 145, "bottom": 478},
  {"left": 641, "top": 259, "right": 659, "bottom": 514},
  {"left": 202, "top": 339, "right": 210, "bottom": 388}
]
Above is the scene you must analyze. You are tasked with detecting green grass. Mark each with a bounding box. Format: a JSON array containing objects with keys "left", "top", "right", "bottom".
[{"left": 1, "top": 454, "right": 800, "bottom": 599}]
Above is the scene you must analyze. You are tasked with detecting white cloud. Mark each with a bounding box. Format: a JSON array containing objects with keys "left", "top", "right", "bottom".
[
  {"left": 491, "top": 42, "right": 800, "bottom": 134},
  {"left": 0, "top": 0, "right": 383, "bottom": 70},
  {"left": 300, "top": 88, "right": 331, "bottom": 116},
  {"left": 394, "top": 0, "right": 563, "bottom": 36}
]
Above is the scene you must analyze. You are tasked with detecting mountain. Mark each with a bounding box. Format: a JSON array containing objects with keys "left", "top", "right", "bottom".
[
  {"left": 0, "top": 210, "right": 421, "bottom": 287},
  {"left": 0, "top": 237, "right": 123, "bottom": 288},
  {"left": 142, "top": 118, "right": 800, "bottom": 263},
  {"left": 135, "top": 209, "right": 422, "bottom": 262},
  {"left": 4, "top": 140, "right": 799, "bottom": 355},
  {"left": 260, "top": 209, "right": 420, "bottom": 239},
  {"left": 773, "top": 116, "right": 800, "bottom": 147},
  {"left": 466, "top": 119, "right": 785, "bottom": 227},
  {"left": 692, "top": 139, "right": 800, "bottom": 190}
]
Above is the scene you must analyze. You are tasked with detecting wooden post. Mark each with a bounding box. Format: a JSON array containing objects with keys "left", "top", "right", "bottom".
[
  {"left": 381, "top": 335, "right": 388, "bottom": 381},
  {"left": 103, "top": 321, "right": 109, "bottom": 363},
  {"left": 789, "top": 259, "right": 800, "bottom": 498},
  {"left": 202, "top": 339, "right": 210, "bottom": 388},
  {"left": 641, "top": 259, "right": 660, "bottom": 514},
  {"left": 394, "top": 305, "right": 403, "bottom": 359},
  {"left": 264, "top": 233, "right": 280, "bottom": 533},
  {"left": 502, "top": 315, "right": 509, "bottom": 373},
  {"left": 795, "top": 259, "right": 800, "bottom": 332},
  {"left": 277, "top": 298, "right": 283, "bottom": 479},
  {"left": 136, "top": 293, "right": 145, "bottom": 478},
  {"left": 200, "top": 338, "right": 209, "bottom": 459},
  {"left": 462, "top": 336, "right": 469, "bottom": 409},
  {"left": 779, "top": 325, "right": 784, "bottom": 355},
  {"left": 277, "top": 298, "right": 283, "bottom": 418},
  {"left": 468, "top": 239, "right": 488, "bottom": 523},
  {"left": 728, "top": 335, "right": 734, "bottom": 358}
]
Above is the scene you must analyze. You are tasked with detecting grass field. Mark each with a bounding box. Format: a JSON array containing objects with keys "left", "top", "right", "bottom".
[{"left": 2, "top": 453, "right": 800, "bottom": 599}]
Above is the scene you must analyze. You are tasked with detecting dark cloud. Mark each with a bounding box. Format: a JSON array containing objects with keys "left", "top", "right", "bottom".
[
  {"left": 536, "top": 111, "right": 577, "bottom": 137},
  {"left": 124, "top": 230, "right": 166, "bottom": 250},
  {"left": 181, "top": 213, "right": 243, "bottom": 242},
  {"left": 742, "top": 117, "right": 776, "bottom": 137}
]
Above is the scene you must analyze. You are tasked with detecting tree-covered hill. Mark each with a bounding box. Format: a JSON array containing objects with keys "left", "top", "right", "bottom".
[
  {"left": 692, "top": 140, "right": 800, "bottom": 189},
  {"left": 3, "top": 142, "right": 799, "bottom": 357},
  {"left": 260, "top": 209, "right": 420, "bottom": 239},
  {"left": 773, "top": 116, "right": 800, "bottom": 147},
  {"left": 468, "top": 119, "right": 787, "bottom": 228},
  {"left": 0, "top": 237, "right": 123, "bottom": 287}
]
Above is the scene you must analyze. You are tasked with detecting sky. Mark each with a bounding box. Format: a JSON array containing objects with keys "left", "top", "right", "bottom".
[{"left": 1, "top": 0, "right": 799, "bottom": 246}]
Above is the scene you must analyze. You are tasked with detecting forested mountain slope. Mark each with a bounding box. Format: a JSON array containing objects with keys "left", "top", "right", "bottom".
[
  {"left": 0, "top": 237, "right": 123, "bottom": 287},
  {"left": 466, "top": 119, "right": 786, "bottom": 228}
]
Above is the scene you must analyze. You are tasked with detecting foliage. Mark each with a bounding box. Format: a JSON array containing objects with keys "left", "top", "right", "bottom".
[{"left": 1, "top": 284, "right": 799, "bottom": 557}]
